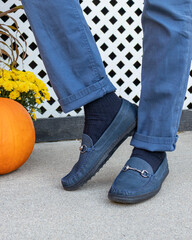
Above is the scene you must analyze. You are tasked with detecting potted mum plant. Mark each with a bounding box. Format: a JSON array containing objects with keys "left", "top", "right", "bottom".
[{"left": 0, "top": 1, "right": 50, "bottom": 121}]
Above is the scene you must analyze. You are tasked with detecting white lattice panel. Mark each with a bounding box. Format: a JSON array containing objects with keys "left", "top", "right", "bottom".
[{"left": 1, "top": 0, "right": 192, "bottom": 119}]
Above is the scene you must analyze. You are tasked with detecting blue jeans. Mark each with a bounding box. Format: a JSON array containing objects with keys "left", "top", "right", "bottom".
[{"left": 21, "top": 0, "right": 192, "bottom": 151}]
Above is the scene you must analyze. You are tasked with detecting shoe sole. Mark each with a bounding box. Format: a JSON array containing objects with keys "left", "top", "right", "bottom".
[
  {"left": 62, "top": 122, "right": 136, "bottom": 191},
  {"left": 108, "top": 169, "right": 169, "bottom": 204}
]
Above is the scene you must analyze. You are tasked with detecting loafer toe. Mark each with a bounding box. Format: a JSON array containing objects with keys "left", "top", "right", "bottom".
[{"left": 108, "top": 156, "right": 169, "bottom": 203}]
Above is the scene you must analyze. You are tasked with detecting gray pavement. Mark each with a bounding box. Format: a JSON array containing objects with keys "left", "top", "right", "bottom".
[{"left": 0, "top": 131, "right": 192, "bottom": 240}]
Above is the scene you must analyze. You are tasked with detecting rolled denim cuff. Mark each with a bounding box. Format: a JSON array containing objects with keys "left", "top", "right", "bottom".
[
  {"left": 58, "top": 75, "right": 116, "bottom": 113},
  {"left": 130, "top": 132, "right": 179, "bottom": 152}
]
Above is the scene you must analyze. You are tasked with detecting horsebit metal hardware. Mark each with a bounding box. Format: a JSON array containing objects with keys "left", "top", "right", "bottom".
[
  {"left": 122, "top": 165, "right": 150, "bottom": 178},
  {"left": 79, "top": 145, "right": 88, "bottom": 153},
  {"left": 79, "top": 144, "right": 95, "bottom": 153}
]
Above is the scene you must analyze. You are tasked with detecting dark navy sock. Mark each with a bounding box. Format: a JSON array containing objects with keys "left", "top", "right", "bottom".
[
  {"left": 83, "top": 92, "right": 122, "bottom": 144},
  {"left": 131, "top": 147, "right": 166, "bottom": 173}
]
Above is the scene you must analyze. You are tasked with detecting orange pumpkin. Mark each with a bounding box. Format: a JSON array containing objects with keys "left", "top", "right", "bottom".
[{"left": 0, "top": 97, "right": 35, "bottom": 175}]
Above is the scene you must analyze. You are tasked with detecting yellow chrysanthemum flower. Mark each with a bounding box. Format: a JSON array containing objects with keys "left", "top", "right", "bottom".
[
  {"left": 32, "top": 113, "right": 37, "bottom": 120},
  {"left": 34, "top": 92, "right": 41, "bottom": 98},
  {"left": 25, "top": 71, "right": 37, "bottom": 82},
  {"left": 1, "top": 68, "right": 50, "bottom": 121},
  {"left": 9, "top": 90, "right": 20, "bottom": 100},
  {"left": 43, "top": 91, "right": 51, "bottom": 101},
  {"left": 0, "top": 78, "right": 4, "bottom": 85},
  {"left": 41, "top": 89, "right": 50, "bottom": 99},
  {"left": 36, "top": 98, "right": 41, "bottom": 105},
  {"left": 3, "top": 81, "right": 14, "bottom": 91},
  {"left": 1, "top": 70, "right": 11, "bottom": 81},
  {"left": 19, "top": 82, "right": 30, "bottom": 93}
]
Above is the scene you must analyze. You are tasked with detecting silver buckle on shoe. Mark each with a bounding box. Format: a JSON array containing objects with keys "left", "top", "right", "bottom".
[
  {"left": 122, "top": 165, "right": 150, "bottom": 178},
  {"left": 79, "top": 144, "right": 88, "bottom": 153},
  {"left": 79, "top": 144, "right": 95, "bottom": 153}
]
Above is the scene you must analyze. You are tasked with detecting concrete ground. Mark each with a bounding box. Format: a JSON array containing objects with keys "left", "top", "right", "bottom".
[{"left": 0, "top": 131, "right": 192, "bottom": 240}]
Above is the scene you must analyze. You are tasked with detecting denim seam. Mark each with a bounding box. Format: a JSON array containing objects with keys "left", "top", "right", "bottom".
[
  {"left": 71, "top": 0, "right": 100, "bottom": 81},
  {"left": 173, "top": 7, "right": 191, "bottom": 136}
]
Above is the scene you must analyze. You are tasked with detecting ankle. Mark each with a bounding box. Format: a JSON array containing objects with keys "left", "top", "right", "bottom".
[
  {"left": 131, "top": 147, "right": 166, "bottom": 173},
  {"left": 83, "top": 92, "right": 122, "bottom": 144}
]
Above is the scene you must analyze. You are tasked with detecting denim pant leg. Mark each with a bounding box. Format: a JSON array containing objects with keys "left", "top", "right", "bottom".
[
  {"left": 131, "top": 0, "right": 192, "bottom": 151},
  {"left": 21, "top": 0, "right": 116, "bottom": 113}
]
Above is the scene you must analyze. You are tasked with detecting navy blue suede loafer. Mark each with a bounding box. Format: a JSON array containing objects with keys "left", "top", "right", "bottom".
[
  {"left": 108, "top": 155, "right": 169, "bottom": 203},
  {"left": 61, "top": 99, "right": 137, "bottom": 191}
]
